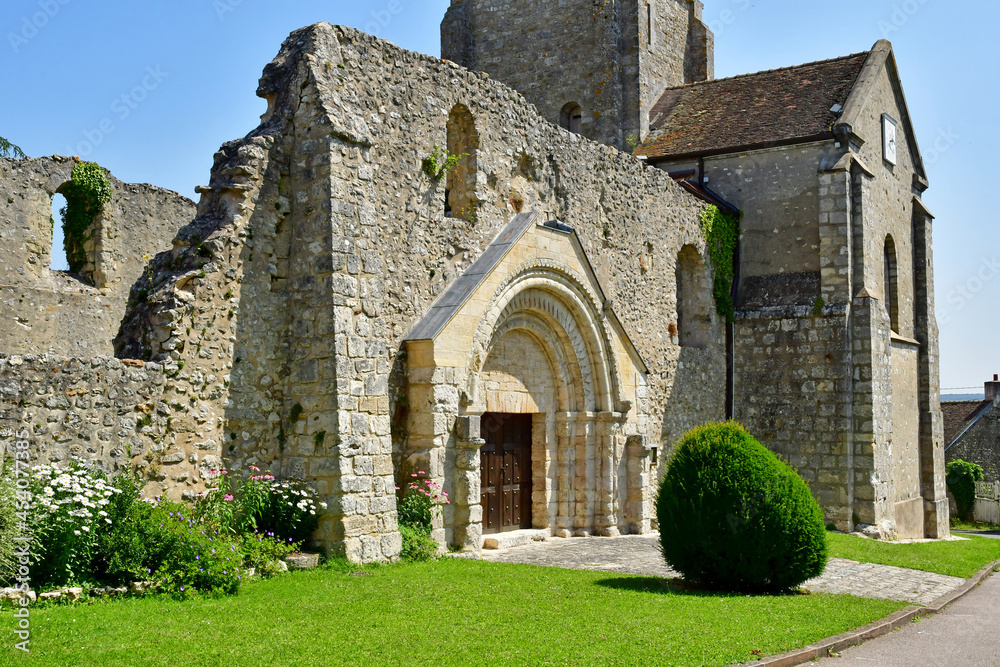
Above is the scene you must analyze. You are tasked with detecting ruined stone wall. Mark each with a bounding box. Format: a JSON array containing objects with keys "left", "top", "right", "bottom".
[
  {"left": 116, "top": 23, "right": 725, "bottom": 560},
  {"left": 0, "top": 156, "right": 194, "bottom": 357},
  {"left": 442, "top": 0, "right": 711, "bottom": 149}
]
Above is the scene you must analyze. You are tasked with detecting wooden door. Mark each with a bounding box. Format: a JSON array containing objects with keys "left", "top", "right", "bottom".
[{"left": 480, "top": 413, "right": 533, "bottom": 534}]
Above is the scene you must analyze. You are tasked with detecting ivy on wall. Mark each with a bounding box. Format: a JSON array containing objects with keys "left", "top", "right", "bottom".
[
  {"left": 60, "top": 162, "right": 112, "bottom": 274},
  {"left": 699, "top": 205, "right": 740, "bottom": 321}
]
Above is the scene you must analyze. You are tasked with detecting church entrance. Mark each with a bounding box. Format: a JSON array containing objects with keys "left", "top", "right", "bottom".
[{"left": 480, "top": 413, "right": 533, "bottom": 534}]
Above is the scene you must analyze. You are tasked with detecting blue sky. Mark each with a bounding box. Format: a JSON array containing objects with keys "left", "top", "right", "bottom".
[{"left": 1, "top": 0, "right": 995, "bottom": 392}]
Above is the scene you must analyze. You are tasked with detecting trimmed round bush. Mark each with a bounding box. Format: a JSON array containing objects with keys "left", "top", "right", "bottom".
[
  {"left": 657, "top": 422, "right": 828, "bottom": 592},
  {"left": 946, "top": 459, "right": 984, "bottom": 521}
]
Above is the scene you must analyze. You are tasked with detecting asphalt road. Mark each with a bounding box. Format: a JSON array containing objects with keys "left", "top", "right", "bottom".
[{"left": 818, "top": 568, "right": 1000, "bottom": 666}]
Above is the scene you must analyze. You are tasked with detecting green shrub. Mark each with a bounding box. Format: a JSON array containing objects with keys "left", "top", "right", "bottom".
[
  {"left": 90, "top": 471, "right": 161, "bottom": 585},
  {"left": 396, "top": 474, "right": 449, "bottom": 561},
  {"left": 399, "top": 525, "right": 438, "bottom": 562},
  {"left": 241, "top": 532, "right": 299, "bottom": 577},
  {"left": 147, "top": 507, "right": 243, "bottom": 598},
  {"left": 947, "top": 459, "right": 985, "bottom": 521},
  {"left": 656, "top": 422, "right": 828, "bottom": 592},
  {"left": 0, "top": 458, "right": 18, "bottom": 583}
]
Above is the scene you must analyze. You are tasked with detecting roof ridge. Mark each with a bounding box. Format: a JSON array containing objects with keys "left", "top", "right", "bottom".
[{"left": 658, "top": 49, "right": 872, "bottom": 93}]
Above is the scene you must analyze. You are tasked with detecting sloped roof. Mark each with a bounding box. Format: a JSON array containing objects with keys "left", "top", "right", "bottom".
[
  {"left": 943, "top": 400, "right": 992, "bottom": 449},
  {"left": 637, "top": 51, "right": 870, "bottom": 161}
]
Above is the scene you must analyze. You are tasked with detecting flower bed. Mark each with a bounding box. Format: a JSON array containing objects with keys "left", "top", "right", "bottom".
[{"left": 0, "top": 458, "right": 327, "bottom": 603}]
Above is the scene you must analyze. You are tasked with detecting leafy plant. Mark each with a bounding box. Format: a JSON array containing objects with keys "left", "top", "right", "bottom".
[
  {"left": 26, "top": 458, "right": 119, "bottom": 588},
  {"left": 0, "top": 458, "right": 19, "bottom": 583},
  {"left": 422, "top": 145, "right": 466, "bottom": 179},
  {"left": 60, "top": 161, "right": 113, "bottom": 274},
  {"left": 947, "top": 459, "right": 984, "bottom": 521},
  {"left": 657, "top": 422, "right": 828, "bottom": 592},
  {"left": 625, "top": 133, "right": 639, "bottom": 153},
  {"left": 240, "top": 532, "right": 299, "bottom": 577},
  {"left": 90, "top": 470, "right": 157, "bottom": 585},
  {"left": 396, "top": 472, "right": 449, "bottom": 561},
  {"left": 148, "top": 508, "right": 243, "bottom": 598},
  {"left": 699, "top": 205, "right": 740, "bottom": 321},
  {"left": 0, "top": 136, "right": 26, "bottom": 159}
]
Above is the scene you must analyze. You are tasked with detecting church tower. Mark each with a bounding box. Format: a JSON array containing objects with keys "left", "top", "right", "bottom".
[{"left": 442, "top": 0, "right": 713, "bottom": 150}]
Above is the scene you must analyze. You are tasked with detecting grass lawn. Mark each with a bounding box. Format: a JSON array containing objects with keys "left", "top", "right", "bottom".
[
  {"left": 5, "top": 559, "right": 903, "bottom": 667},
  {"left": 827, "top": 531, "right": 1000, "bottom": 578},
  {"left": 951, "top": 518, "right": 1000, "bottom": 531}
]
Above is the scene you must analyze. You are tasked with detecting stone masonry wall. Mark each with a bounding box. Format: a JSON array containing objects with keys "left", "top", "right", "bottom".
[
  {"left": 0, "top": 355, "right": 173, "bottom": 484},
  {"left": 0, "top": 156, "right": 194, "bottom": 357},
  {"left": 442, "top": 0, "right": 711, "bottom": 149},
  {"left": 946, "top": 402, "right": 1000, "bottom": 483},
  {"left": 115, "top": 23, "right": 725, "bottom": 560}
]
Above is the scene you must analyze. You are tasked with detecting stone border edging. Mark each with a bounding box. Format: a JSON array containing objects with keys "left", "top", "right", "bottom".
[{"left": 737, "top": 559, "right": 1000, "bottom": 667}]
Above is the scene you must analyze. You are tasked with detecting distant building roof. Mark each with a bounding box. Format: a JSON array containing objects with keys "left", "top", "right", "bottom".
[
  {"left": 943, "top": 400, "right": 992, "bottom": 449},
  {"left": 637, "top": 51, "right": 870, "bottom": 161}
]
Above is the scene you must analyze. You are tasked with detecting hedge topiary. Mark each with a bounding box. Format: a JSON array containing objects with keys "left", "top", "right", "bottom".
[
  {"left": 657, "top": 422, "right": 828, "bottom": 592},
  {"left": 946, "top": 459, "right": 984, "bottom": 521}
]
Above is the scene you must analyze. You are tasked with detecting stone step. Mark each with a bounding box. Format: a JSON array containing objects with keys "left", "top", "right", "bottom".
[{"left": 481, "top": 529, "right": 549, "bottom": 550}]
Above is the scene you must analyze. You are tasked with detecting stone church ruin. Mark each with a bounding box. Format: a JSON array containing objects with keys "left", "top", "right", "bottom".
[{"left": 0, "top": 0, "right": 948, "bottom": 562}]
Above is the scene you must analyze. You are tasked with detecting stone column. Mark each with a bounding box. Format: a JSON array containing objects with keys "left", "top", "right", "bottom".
[
  {"left": 625, "top": 434, "right": 652, "bottom": 534},
  {"left": 912, "top": 207, "right": 949, "bottom": 537},
  {"left": 452, "top": 414, "right": 484, "bottom": 551},
  {"left": 555, "top": 412, "right": 575, "bottom": 538},
  {"left": 595, "top": 411, "right": 621, "bottom": 536},
  {"left": 574, "top": 412, "right": 596, "bottom": 534}
]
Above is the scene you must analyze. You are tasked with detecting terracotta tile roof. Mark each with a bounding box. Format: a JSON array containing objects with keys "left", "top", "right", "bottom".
[
  {"left": 637, "top": 51, "right": 871, "bottom": 161},
  {"left": 942, "top": 400, "right": 992, "bottom": 447}
]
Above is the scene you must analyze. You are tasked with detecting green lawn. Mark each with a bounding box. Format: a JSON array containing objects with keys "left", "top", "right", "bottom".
[
  {"left": 827, "top": 531, "right": 1000, "bottom": 578},
  {"left": 5, "top": 560, "right": 902, "bottom": 667}
]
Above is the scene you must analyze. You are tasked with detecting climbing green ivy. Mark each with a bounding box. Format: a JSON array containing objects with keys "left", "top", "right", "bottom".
[
  {"left": 699, "top": 205, "right": 740, "bottom": 321},
  {"left": 60, "top": 162, "right": 112, "bottom": 274},
  {"left": 421, "top": 145, "right": 467, "bottom": 179}
]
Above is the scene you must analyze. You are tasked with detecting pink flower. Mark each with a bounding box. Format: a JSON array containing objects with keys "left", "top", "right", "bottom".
[{"left": 224, "top": 494, "right": 234, "bottom": 502}]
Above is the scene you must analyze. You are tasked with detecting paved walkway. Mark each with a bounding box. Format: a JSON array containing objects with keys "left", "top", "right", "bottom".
[
  {"left": 817, "top": 565, "right": 1000, "bottom": 666},
  {"left": 481, "top": 534, "right": 964, "bottom": 605}
]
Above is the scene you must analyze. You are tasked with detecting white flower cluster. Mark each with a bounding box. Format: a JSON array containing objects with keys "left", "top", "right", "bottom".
[
  {"left": 267, "top": 479, "right": 328, "bottom": 516},
  {"left": 30, "top": 458, "right": 119, "bottom": 535}
]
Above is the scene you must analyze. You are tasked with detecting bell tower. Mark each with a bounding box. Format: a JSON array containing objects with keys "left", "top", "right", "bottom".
[{"left": 442, "top": 0, "right": 713, "bottom": 150}]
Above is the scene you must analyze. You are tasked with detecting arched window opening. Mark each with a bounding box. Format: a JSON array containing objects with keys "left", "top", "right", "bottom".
[
  {"left": 676, "top": 245, "right": 712, "bottom": 348},
  {"left": 884, "top": 235, "right": 899, "bottom": 333},
  {"left": 560, "top": 103, "right": 583, "bottom": 134},
  {"left": 50, "top": 193, "right": 70, "bottom": 272},
  {"left": 446, "top": 104, "right": 480, "bottom": 222}
]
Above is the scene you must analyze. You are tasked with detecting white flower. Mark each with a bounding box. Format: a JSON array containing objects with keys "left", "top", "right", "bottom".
[{"left": 73, "top": 530, "right": 81, "bottom": 536}]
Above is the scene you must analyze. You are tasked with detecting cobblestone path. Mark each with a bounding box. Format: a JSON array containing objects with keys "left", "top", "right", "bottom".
[{"left": 480, "top": 534, "right": 964, "bottom": 605}]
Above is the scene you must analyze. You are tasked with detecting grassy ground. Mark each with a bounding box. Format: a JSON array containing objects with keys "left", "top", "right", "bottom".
[
  {"left": 827, "top": 532, "right": 1000, "bottom": 578},
  {"left": 5, "top": 559, "right": 903, "bottom": 667},
  {"left": 951, "top": 518, "right": 1000, "bottom": 531}
]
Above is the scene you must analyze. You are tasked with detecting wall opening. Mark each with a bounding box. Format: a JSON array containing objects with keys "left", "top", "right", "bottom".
[
  {"left": 446, "top": 104, "right": 480, "bottom": 222},
  {"left": 50, "top": 193, "right": 70, "bottom": 272},
  {"left": 559, "top": 103, "right": 583, "bottom": 134},
  {"left": 676, "top": 244, "right": 712, "bottom": 348},
  {"left": 884, "top": 234, "right": 899, "bottom": 333}
]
